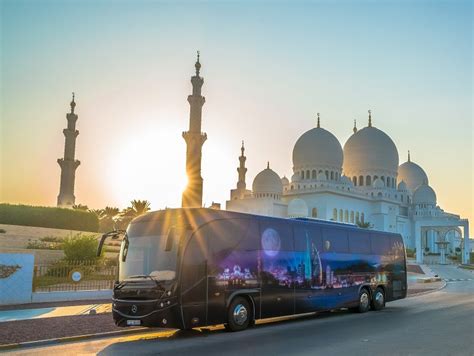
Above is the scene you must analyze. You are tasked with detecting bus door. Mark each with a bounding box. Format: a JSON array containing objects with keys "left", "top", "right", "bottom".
[
  {"left": 293, "top": 224, "right": 324, "bottom": 314},
  {"left": 180, "top": 231, "right": 208, "bottom": 328},
  {"left": 259, "top": 220, "right": 295, "bottom": 318}
]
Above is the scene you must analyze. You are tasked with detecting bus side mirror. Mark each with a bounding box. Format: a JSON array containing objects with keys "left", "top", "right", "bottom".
[{"left": 97, "top": 233, "right": 107, "bottom": 257}]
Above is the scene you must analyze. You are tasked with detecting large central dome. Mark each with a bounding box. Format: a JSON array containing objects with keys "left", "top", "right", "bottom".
[
  {"left": 292, "top": 121, "right": 343, "bottom": 173},
  {"left": 343, "top": 124, "right": 399, "bottom": 177}
]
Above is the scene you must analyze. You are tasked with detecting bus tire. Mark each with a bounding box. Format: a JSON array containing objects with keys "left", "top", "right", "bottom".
[
  {"left": 371, "top": 287, "right": 385, "bottom": 311},
  {"left": 226, "top": 296, "right": 251, "bottom": 332},
  {"left": 356, "top": 288, "right": 370, "bottom": 313}
]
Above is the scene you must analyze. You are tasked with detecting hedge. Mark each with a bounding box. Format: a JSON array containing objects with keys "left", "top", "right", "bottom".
[{"left": 0, "top": 204, "right": 99, "bottom": 232}]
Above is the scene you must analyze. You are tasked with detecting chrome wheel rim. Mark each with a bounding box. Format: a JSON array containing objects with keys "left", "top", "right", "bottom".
[
  {"left": 233, "top": 304, "right": 248, "bottom": 326},
  {"left": 375, "top": 291, "right": 384, "bottom": 306},
  {"left": 360, "top": 293, "right": 369, "bottom": 309}
]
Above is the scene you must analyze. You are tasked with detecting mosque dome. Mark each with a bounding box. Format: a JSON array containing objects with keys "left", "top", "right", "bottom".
[
  {"left": 252, "top": 164, "right": 283, "bottom": 195},
  {"left": 398, "top": 153, "right": 428, "bottom": 192},
  {"left": 373, "top": 178, "right": 385, "bottom": 189},
  {"left": 288, "top": 199, "right": 308, "bottom": 217},
  {"left": 413, "top": 184, "right": 437, "bottom": 205},
  {"left": 343, "top": 113, "right": 399, "bottom": 178},
  {"left": 281, "top": 176, "right": 290, "bottom": 186},
  {"left": 292, "top": 116, "right": 343, "bottom": 173},
  {"left": 397, "top": 180, "right": 408, "bottom": 191}
]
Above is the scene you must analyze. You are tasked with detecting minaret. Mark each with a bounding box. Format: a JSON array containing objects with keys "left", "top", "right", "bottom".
[
  {"left": 182, "top": 52, "right": 207, "bottom": 208},
  {"left": 231, "top": 141, "right": 249, "bottom": 200},
  {"left": 237, "top": 141, "right": 247, "bottom": 191},
  {"left": 57, "top": 93, "right": 81, "bottom": 207}
]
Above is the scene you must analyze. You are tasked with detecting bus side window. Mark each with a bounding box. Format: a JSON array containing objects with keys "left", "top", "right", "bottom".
[
  {"left": 370, "top": 234, "right": 390, "bottom": 255},
  {"left": 348, "top": 231, "right": 371, "bottom": 254},
  {"left": 205, "top": 219, "right": 250, "bottom": 274},
  {"left": 322, "top": 228, "right": 349, "bottom": 253}
]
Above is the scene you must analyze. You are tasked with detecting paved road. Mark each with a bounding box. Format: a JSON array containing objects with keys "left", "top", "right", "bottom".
[{"left": 7, "top": 265, "right": 474, "bottom": 356}]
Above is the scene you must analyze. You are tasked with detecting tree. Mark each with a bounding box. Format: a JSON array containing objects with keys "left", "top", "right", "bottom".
[
  {"left": 103, "top": 206, "right": 120, "bottom": 219},
  {"left": 72, "top": 204, "right": 89, "bottom": 211},
  {"left": 356, "top": 221, "right": 372, "bottom": 229},
  {"left": 89, "top": 209, "right": 105, "bottom": 220},
  {"left": 122, "top": 200, "right": 151, "bottom": 218}
]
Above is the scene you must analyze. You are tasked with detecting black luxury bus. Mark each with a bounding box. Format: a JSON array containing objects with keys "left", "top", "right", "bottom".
[{"left": 98, "top": 208, "right": 407, "bottom": 332}]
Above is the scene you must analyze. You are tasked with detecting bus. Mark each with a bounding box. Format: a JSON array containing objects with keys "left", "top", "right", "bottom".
[{"left": 98, "top": 208, "right": 407, "bottom": 332}]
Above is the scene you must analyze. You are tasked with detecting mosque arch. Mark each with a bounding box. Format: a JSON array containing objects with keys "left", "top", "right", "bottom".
[
  {"left": 330, "top": 171, "right": 334, "bottom": 180},
  {"left": 306, "top": 170, "right": 310, "bottom": 179},
  {"left": 356, "top": 212, "right": 360, "bottom": 223},
  {"left": 350, "top": 211, "right": 354, "bottom": 223},
  {"left": 366, "top": 176, "right": 372, "bottom": 186},
  {"left": 333, "top": 208, "right": 338, "bottom": 220},
  {"left": 352, "top": 176, "right": 357, "bottom": 186},
  {"left": 312, "top": 170, "right": 316, "bottom": 179},
  {"left": 361, "top": 213, "right": 365, "bottom": 223},
  {"left": 359, "top": 176, "right": 364, "bottom": 186},
  {"left": 344, "top": 210, "right": 349, "bottom": 222},
  {"left": 339, "top": 209, "right": 343, "bottom": 222},
  {"left": 312, "top": 207, "right": 318, "bottom": 218}
]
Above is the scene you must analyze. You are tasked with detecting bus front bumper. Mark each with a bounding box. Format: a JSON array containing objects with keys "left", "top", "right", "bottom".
[{"left": 112, "top": 298, "right": 182, "bottom": 328}]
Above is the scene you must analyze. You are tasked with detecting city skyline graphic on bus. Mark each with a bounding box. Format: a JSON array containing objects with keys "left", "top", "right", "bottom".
[{"left": 215, "top": 227, "right": 393, "bottom": 290}]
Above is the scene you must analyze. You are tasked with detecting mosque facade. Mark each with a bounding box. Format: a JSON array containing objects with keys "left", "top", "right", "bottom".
[{"left": 226, "top": 112, "right": 470, "bottom": 264}]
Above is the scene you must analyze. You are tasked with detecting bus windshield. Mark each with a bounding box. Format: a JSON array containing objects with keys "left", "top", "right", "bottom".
[{"left": 119, "top": 224, "right": 182, "bottom": 282}]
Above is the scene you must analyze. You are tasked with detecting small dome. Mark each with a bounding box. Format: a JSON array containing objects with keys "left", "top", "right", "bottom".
[
  {"left": 413, "top": 184, "right": 436, "bottom": 205},
  {"left": 291, "top": 172, "right": 301, "bottom": 183},
  {"left": 341, "top": 175, "right": 353, "bottom": 185},
  {"left": 398, "top": 159, "right": 428, "bottom": 192},
  {"left": 316, "top": 171, "right": 327, "bottom": 181},
  {"left": 373, "top": 178, "right": 385, "bottom": 189},
  {"left": 252, "top": 165, "right": 283, "bottom": 195},
  {"left": 288, "top": 199, "right": 308, "bottom": 217},
  {"left": 292, "top": 126, "right": 343, "bottom": 171},
  {"left": 397, "top": 180, "right": 408, "bottom": 191},
  {"left": 281, "top": 176, "right": 290, "bottom": 186},
  {"left": 343, "top": 125, "right": 399, "bottom": 176}
]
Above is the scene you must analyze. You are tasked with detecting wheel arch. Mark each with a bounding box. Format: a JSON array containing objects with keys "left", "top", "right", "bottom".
[{"left": 226, "top": 289, "right": 258, "bottom": 321}]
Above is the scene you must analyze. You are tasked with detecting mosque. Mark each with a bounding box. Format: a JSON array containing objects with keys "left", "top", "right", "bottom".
[
  {"left": 225, "top": 113, "right": 471, "bottom": 265},
  {"left": 55, "top": 53, "right": 470, "bottom": 265}
]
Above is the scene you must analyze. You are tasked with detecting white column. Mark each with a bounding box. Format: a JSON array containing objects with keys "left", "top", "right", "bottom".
[
  {"left": 416, "top": 224, "right": 423, "bottom": 263},
  {"left": 462, "top": 220, "right": 470, "bottom": 264}
]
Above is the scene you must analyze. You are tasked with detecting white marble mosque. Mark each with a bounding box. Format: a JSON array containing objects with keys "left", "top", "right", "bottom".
[{"left": 226, "top": 112, "right": 471, "bottom": 264}]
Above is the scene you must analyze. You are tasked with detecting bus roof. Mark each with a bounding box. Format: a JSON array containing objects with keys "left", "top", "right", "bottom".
[{"left": 131, "top": 208, "right": 401, "bottom": 237}]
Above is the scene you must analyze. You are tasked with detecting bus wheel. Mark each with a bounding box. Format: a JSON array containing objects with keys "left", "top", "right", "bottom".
[
  {"left": 371, "top": 287, "right": 385, "bottom": 311},
  {"left": 226, "top": 296, "right": 251, "bottom": 332},
  {"left": 356, "top": 288, "right": 370, "bottom": 313}
]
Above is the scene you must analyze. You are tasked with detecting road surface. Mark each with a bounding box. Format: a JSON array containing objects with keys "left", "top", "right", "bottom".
[{"left": 6, "top": 265, "right": 474, "bottom": 356}]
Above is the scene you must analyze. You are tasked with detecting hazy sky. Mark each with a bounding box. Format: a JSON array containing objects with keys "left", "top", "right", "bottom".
[{"left": 1, "top": 0, "right": 472, "bottom": 223}]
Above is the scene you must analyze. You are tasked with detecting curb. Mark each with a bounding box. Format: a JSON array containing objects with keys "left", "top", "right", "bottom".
[
  {"left": 0, "top": 327, "right": 158, "bottom": 352},
  {"left": 407, "top": 279, "right": 447, "bottom": 298}
]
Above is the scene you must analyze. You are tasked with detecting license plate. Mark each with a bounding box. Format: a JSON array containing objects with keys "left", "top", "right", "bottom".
[{"left": 127, "top": 319, "right": 141, "bottom": 326}]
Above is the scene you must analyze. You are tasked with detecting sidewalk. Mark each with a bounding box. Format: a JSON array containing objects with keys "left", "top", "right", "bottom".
[{"left": 0, "top": 302, "right": 111, "bottom": 322}]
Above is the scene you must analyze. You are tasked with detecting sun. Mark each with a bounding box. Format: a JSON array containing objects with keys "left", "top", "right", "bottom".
[{"left": 104, "top": 122, "right": 187, "bottom": 210}]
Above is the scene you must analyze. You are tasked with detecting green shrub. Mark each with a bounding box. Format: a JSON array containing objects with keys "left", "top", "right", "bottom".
[
  {"left": 0, "top": 204, "right": 99, "bottom": 232},
  {"left": 405, "top": 248, "right": 415, "bottom": 258},
  {"left": 63, "top": 233, "right": 101, "bottom": 261}
]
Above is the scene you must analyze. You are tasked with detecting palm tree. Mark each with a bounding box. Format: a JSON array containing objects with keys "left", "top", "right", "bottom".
[
  {"left": 72, "top": 204, "right": 89, "bottom": 211},
  {"left": 89, "top": 208, "right": 105, "bottom": 220},
  {"left": 103, "top": 207, "right": 120, "bottom": 219},
  {"left": 356, "top": 221, "right": 372, "bottom": 229},
  {"left": 122, "top": 200, "right": 151, "bottom": 218}
]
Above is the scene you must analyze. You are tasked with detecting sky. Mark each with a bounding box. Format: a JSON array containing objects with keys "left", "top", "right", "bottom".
[{"left": 0, "top": 0, "right": 472, "bottom": 223}]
